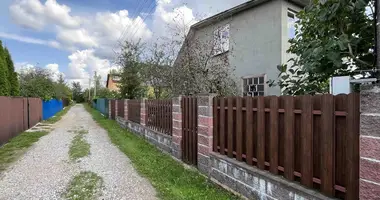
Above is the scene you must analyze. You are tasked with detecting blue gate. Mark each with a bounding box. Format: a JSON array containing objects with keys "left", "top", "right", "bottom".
[{"left": 42, "top": 99, "right": 63, "bottom": 120}]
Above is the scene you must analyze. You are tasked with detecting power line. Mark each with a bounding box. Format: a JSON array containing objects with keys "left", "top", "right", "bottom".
[
  {"left": 128, "top": 0, "right": 156, "bottom": 42},
  {"left": 120, "top": 0, "right": 151, "bottom": 42},
  {"left": 112, "top": 0, "right": 150, "bottom": 52}
]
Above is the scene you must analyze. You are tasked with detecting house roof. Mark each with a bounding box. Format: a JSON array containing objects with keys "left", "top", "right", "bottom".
[{"left": 191, "top": 0, "right": 309, "bottom": 29}]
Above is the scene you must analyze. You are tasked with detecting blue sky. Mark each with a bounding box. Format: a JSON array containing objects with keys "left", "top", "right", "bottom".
[{"left": 0, "top": 0, "right": 246, "bottom": 87}]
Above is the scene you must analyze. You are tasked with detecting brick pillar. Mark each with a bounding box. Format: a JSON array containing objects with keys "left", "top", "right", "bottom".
[
  {"left": 115, "top": 100, "right": 118, "bottom": 118},
  {"left": 360, "top": 84, "right": 380, "bottom": 199},
  {"left": 124, "top": 99, "right": 129, "bottom": 121},
  {"left": 197, "top": 94, "right": 216, "bottom": 175},
  {"left": 108, "top": 99, "right": 112, "bottom": 119},
  {"left": 172, "top": 96, "right": 182, "bottom": 159},
  {"left": 140, "top": 99, "right": 146, "bottom": 126}
]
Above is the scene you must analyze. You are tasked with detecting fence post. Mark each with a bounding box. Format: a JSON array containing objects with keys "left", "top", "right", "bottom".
[
  {"left": 197, "top": 94, "right": 216, "bottom": 175},
  {"left": 172, "top": 96, "right": 182, "bottom": 160},
  {"left": 124, "top": 99, "right": 129, "bottom": 121},
  {"left": 140, "top": 99, "right": 146, "bottom": 126},
  {"left": 360, "top": 84, "right": 380, "bottom": 199}
]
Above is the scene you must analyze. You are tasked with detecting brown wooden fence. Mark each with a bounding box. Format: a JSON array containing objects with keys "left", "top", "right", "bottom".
[
  {"left": 181, "top": 96, "right": 198, "bottom": 165},
  {"left": 117, "top": 100, "right": 124, "bottom": 118},
  {"left": 146, "top": 100, "right": 172, "bottom": 135},
  {"left": 213, "top": 94, "right": 359, "bottom": 199},
  {"left": 0, "top": 97, "right": 42, "bottom": 145},
  {"left": 110, "top": 100, "right": 116, "bottom": 120},
  {"left": 128, "top": 100, "right": 141, "bottom": 124}
]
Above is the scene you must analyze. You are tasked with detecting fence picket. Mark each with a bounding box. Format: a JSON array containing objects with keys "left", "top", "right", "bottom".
[
  {"left": 269, "top": 96, "right": 279, "bottom": 174},
  {"left": 257, "top": 96, "right": 265, "bottom": 169},
  {"left": 301, "top": 95, "right": 313, "bottom": 187},
  {"left": 236, "top": 97, "right": 243, "bottom": 161},
  {"left": 227, "top": 97, "right": 234, "bottom": 158},
  {"left": 345, "top": 93, "right": 359, "bottom": 200},
  {"left": 245, "top": 97, "right": 253, "bottom": 165},
  {"left": 284, "top": 96, "right": 295, "bottom": 181},
  {"left": 321, "top": 94, "right": 335, "bottom": 196}
]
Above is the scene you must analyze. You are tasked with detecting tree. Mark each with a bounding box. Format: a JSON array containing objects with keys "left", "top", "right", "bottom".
[
  {"left": 4, "top": 47, "right": 19, "bottom": 96},
  {"left": 54, "top": 73, "right": 72, "bottom": 100},
  {"left": 269, "top": 0, "right": 375, "bottom": 95},
  {"left": 72, "top": 82, "right": 84, "bottom": 102},
  {"left": 19, "top": 67, "right": 56, "bottom": 100},
  {"left": 142, "top": 42, "right": 174, "bottom": 99},
  {"left": 0, "top": 41, "right": 10, "bottom": 96},
  {"left": 117, "top": 41, "right": 146, "bottom": 99}
]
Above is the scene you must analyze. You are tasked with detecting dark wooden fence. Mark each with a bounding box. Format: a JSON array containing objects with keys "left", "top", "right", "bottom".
[
  {"left": 110, "top": 100, "right": 116, "bottom": 120},
  {"left": 117, "top": 100, "right": 124, "bottom": 118},
  {"left": 146, "top": 100, "right": 172, "bottom": 135},
  {"left": 0, "top": 97, "right": 42, "bottom": 145},
  {"left": 181, "top": 96, "right": 198, "bottom": 165},
  {"left": 128, "top": 100, "right": 141, "bottom": 124},
  {"left": 213, "top": 94, "right": 359, "bottom": 199}
]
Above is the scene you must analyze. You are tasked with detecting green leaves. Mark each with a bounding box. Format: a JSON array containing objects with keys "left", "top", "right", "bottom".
[{"left": 269, "top": 0, "right": 374, "bottom": 95}]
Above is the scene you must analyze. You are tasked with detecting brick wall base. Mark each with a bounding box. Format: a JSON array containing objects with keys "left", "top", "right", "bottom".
[
  {"left": 210, "top": 153, "right": 333, "bottom": 200},
  {"left": 116, "top": 116, "right": 173, "bottom": 155}
]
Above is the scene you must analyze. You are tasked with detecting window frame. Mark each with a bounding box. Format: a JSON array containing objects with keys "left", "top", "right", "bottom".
[
  {"left": 241, "top": 74, "right": 268, "bottom": 97},
  {"left": 213, "top": 24, "right": 230, "bottom": 56}
]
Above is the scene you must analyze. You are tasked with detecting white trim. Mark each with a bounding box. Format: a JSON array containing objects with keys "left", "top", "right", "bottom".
[
  {"left": 198, "top": 143, "right": 209, "bottom": 148},
  {"left": 198, "top": 124, "right": 213, "bottom": 128},
  {"left": 361, "top": 157, "right": 380, "bottom": 163},
  {"left": 173, "top": 127, "right": 181, "bottom": 130},
  {"left": 198, "top": 152, "right": 210, "bottom": 158},
  {"left": 198, "top": 114, "right": 211, "bottom": 118},
  {"left": 361, "top": 135, "right": 380, "bottom": 140},
  {"left": 361, "top": 113, "right": 380, "bottom": 117},
  {"left": 198, "top": 105, "right": 209, "bottom": 108},
  {"left": 173, "top": 119, "right": 182, "bottom": 122},
  {"left": 360, "top": 178, "right": 380, "bottom": 186}
]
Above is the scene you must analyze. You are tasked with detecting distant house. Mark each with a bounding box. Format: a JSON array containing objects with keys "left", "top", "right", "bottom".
[
  {"left": 174, "top": 0, "right": 309, "bottom": 96},
  {"left": 106, "top": 74, "right": 121, "bottom": 92}
]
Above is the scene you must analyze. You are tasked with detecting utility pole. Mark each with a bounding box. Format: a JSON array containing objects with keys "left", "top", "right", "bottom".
[{"left": 94, "top": 71, "right": 97, "bottom": 98}]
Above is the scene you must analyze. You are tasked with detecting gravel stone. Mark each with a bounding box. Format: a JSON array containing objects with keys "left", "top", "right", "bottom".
[{"left": 0, "top": 104, "right": 158, "bottom": 200}]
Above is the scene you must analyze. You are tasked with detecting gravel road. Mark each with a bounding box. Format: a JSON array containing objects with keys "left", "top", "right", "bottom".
[{"left": 0, "top": 104, "right": 158, "bottom": 200}]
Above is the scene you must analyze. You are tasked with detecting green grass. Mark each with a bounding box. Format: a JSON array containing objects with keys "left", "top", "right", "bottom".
[
  {"left": 0, "top": 131, "right": 47, "bottom": 172},
  {"left": 63, "top": 171, "right": 103, "bottom": 200},
  {"left": 69, "top": 129, "right": 90, "bottom": 161},
  {"left": 84, "top": 104, "right": 241, "bottom": 200},
  {"left": 44, "top": 104, "right": 74, "bottom": 124}
]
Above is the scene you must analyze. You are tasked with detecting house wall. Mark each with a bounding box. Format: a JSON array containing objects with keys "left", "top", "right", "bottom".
[
  {"left": 107, "top": 78, "right": 119, "bottom": 92},
  {"left": 189, "top": 0, "right": 303, "bottom": 96}
]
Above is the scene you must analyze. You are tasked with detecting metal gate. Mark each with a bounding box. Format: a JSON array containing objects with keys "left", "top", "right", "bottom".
[
  {"left": 181, "top": 96, "right": 198, "bottom": 165},
  {"left": 110, "top": 100, "right": 116, "bottom": 120}
]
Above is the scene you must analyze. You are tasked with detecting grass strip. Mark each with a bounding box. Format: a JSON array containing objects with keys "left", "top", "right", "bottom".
[
  {"left": 84, "top": 104, "right": 241, "bottom": 200},
  {"left": 0, "top": 131, "right": 47, "bottom": 172},
  {"left": 63, "top": 171, "right": 103, "bottom": 200},
  {"left": 69, "top": 129, "right": 90, "bottom": 161},
  {"left": 44, "top": 104, "right": 74, "bottom": 124}
]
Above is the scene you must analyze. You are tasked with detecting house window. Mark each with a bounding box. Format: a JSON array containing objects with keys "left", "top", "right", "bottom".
[
  {"left": 242, "top": 75, "right": 266, "bottom": 97},
  {"left": 288, "top": 10, "right": 298, "bottom": 39},
  {"left": 213, "top": 24, "right": 230, "bottom": 56}
]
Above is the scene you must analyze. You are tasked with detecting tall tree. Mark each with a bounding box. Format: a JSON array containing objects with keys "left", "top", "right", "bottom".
[
  {"left": 4, "top": 47, "right": 20, "bottom": 96},
  {"left": 117, "top": 41, "right": 146, "bottom": 99},
  {"left": 19, "top": 67, "right": 56, "bottom": 100},
  {"left": 71, "top": 81, "right": 84, "bottom": 102},
  {"left": 269, "top": 0, "right": 375, "bottom": 95},
  {"left": 0, "top": 41, "right": 10, "bottom": 96}
]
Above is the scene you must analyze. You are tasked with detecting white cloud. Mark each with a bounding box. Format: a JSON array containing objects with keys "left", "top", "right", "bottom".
[
  {"left": 0, "top": 32, "right": 61, "bottom": 49},
  {"left": 66, "top": 49, "right": 119, "bottom": 89},
  {"left": 45, "top": 63, "right": 60, "bottom": 81},
  {"left": 9, "top": 0, "right": 80, "bottom": 30},
  {"left": 9, "top": 0, "right": 249, "bottom": 87}
]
